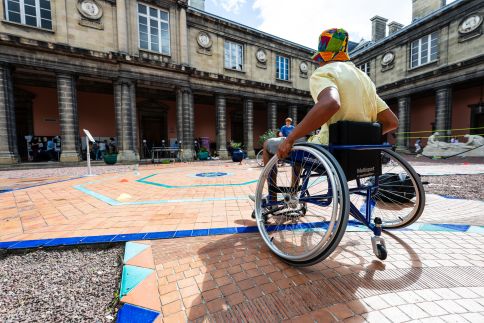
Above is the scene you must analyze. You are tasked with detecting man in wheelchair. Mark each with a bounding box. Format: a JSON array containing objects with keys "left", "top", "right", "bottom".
[
  {"left": 251, "top": 29, "right": 425, "bottom": 265},
  {"left": 252, "top": 28, "right": 398, "bottom": 204}
]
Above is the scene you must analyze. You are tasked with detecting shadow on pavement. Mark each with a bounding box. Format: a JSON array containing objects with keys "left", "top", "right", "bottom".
[{"left": 186, "top": 229, "right": 422, "bottom": 322}]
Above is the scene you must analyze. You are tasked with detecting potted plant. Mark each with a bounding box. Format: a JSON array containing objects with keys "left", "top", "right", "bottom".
[
  {"left": 258, "top": 129, "right": 278, "bottom": 147},
  {"left": 103, "top": 144, "right": 118, "bottom": 165},
  {"left": 197, "top": 147, "right": 209, "bottom": 160},
  {"left": 230, "top": 141, "right": 244, "bottom": 162}
]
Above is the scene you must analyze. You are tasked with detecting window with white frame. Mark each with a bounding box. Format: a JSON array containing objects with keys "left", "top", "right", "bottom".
[
  {"left": 138, "top": 3, "right": 170, "bottom": 55},
  {"left": 4, "top": 0, "right": 52, "bottom": 30},
  {"left": 224, "top": 41, "right": 243, "bottom": 71},
  {"left": 410, "top": 32, "right": 438, "bottom": 68},
  {"left": 276, "top": 55, "right": 289, "bottom": 81},
  {"left": 358, "top": 62, "right": 370, "bottom": 76}
]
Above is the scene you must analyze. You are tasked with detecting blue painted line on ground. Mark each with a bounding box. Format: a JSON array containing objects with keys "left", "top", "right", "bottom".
[
  {"left": 116, "top": 303, "right": 159, "bottom": 323},
  {"left": 43, "top": 237, "right": 85, "bottom": 247},
  {"left": 136, "top": 173, "right": 257, "bottom": 188},
  {"left": 0, "top": 177, "right": 84, "bottom": 195},
  {"left": 2, "top": 223, "right": 483, "bottom": 250}
]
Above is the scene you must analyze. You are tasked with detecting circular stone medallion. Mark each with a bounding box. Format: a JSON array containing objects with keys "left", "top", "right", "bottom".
[
  {"left": 458, "top": 14, "right": 483, "bottom": 34},
  {"left": 256, "top": 49, "right": 267, "bottom": 63},
  {"left": 197, "top": 32, "right": 212, "bottom": 48},
  {"left": 78, "top": 0, "right": 103, "bottom": 20},
  {"left": 381, "top": 52, "right": 395, "bottom": 66}
]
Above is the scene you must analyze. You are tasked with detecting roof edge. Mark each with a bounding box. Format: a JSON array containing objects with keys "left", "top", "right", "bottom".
[{"left": 187, "top": 7, "right": 316, "bottom": 54}]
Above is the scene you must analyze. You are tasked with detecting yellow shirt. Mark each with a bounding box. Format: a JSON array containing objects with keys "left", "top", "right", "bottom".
[{"left": 308, "top": 61, "right": 389, "bottom": 145}]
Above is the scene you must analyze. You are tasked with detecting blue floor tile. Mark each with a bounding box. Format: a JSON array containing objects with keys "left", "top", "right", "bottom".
[
  {"left": 144, "top": 231, "right": 176, "bottom": 240},
  {"left": 112, "top": 233, "right": 147, "bottom": 242},
  {"left": 43, "top": 237, "right": 85, "bottom": 247},
  {"left": 116, "top": 304, "right": 159, "bottom": 323},
  {"left": 7, "top": 239, "right": 53, "bottom": 249},
  {"left": 82, "top": 235, "right": 117, "bottom": 244},
  {"left": 174, "top": 230, "right": 192, "bottom": 238}
]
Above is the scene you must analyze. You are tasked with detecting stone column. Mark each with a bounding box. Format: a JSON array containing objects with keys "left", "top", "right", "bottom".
[
  {"left": 267, "top": 102, "right": 277, "bottom": 130},
  {"left": 435, "top": 87, "right": 452, "bottom": 142},
  {"left": 215, "top": 94, "right": 228, "bottom": 159},
  {"left": 0, "top": 64, "right": 18, "bottom": 164},
  {"left": 181, "top": 87, "right": 194, "bottom": 159},
  {"left": 176, "top": 88, "right": 183, "bottom": 143},
  {"left": 289, "top": 105, "right": 298, "bottom": 125},
  {"left": 130, "top": 81, "right": 139, "bottom": 158},
  {"left": 57, "top": 73, "right": 81, "bottom": 162},
  {"left": 396, "top": 96, "right": 411, "bottom": 150},
  {"left": 243, "top": 98, "right": 255, "bottom": 157},
  {"left": 114, "top": 78, "right": 137, "bottom": 162}
]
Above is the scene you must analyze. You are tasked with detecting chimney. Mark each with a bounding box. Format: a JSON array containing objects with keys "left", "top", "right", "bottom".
[
  {"left": 189, "top": 0, "right": 205, "bottom": 11},
  {"left": 388, "top": 21, "right": 404, "bottom": 35},
  {"left": 371, "top": 16, "right": 388, "bottom": 42},
  {"left": 412, "top": 0, "right": 445, "bottom": 21}
]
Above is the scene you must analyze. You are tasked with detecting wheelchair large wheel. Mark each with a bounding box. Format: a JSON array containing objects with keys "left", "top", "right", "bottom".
[
  {"left": 349, "top": 149, "right": 425, "bottom": 229},
  {"left": 254, "top": 144, "right": 349, "bottom": 267}
]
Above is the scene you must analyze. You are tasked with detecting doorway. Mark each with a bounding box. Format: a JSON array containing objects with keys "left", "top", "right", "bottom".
[{"left": 139, "top": 100, "right": 168, "bottom": 159}]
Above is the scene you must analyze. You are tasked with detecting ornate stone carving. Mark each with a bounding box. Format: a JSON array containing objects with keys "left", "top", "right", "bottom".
[
  {"left": 299, "top": 62, "right": 308, "bottom": 78},
  {"left": 196, "top": 32, "right": 212, "bottom": 55},
  {"left": 77, "top": 0, "right": 104, "bottom": 30},
  {"left": 381, "top": 51, "right": 395, "bottom": 72},
  {"left": 458, "top": 13, "right": 482, "bottom": 42},
  {"left": 256, "top": 48, "right": 267, "bottom": 69}
]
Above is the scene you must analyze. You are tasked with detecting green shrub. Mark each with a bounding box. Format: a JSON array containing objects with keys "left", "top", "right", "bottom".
[
  {"left": 230, "top": 141, "right": 242, "bottom": 149},
  {"left": 258, "top": 129, "right": 278, "bottom": 146}
]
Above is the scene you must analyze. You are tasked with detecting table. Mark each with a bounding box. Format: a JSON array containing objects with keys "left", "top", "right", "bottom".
[{"left": 151, "top": 147, "right": 180, "bottom": 163}]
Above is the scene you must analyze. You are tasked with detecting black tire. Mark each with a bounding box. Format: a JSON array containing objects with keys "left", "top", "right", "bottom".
[
  {"left": 376, "top": 244, "right": 387, "bottom": 260},
  {"left": 279, "top": 143, "right": 349, "bottom": 267},
  {"left": 348, "top": 149, "right": 425, "bottom": 230},
  {"left": 379, "top": 149, "right": 425, "bottom": 229}
]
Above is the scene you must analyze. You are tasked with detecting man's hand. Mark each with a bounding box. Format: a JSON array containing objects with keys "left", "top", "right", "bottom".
[{"left": 277, "top": 138, "right": 294, "bottom": 160}]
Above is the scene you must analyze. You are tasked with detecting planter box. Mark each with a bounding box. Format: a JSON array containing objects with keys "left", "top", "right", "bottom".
[
  {"left": 231, "top": 149, "right": 244, "bottom": 162},
  {"left": 103, "top": 154, "right": 118, "bottom": 165},
  {"left": 198, "top": 151, "right": 209, "bottom": 160}
]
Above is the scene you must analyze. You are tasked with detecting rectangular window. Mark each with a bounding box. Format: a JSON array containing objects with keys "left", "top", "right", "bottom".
[
  {"left": 358, "top": 62, "right": 370, "bottom": 76},
  {"left": 224, "top": 41, "right": 243, "bottom": 71},
  {"left": 410, "top": 32, "right": 438, "bottom": 68},
  {"left": 276, "top": 55, "right": 289, "bottom": 80},
  {"left": 138, "top": 3, "right": 170, "bottom": 55},
  {"left": 4, "top": 0, "right": 52, "bottom": 30}
]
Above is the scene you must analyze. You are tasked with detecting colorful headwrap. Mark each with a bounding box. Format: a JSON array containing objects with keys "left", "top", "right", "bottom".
[{"left": 311, "top": 28, "right": 350, "bottom": 63}]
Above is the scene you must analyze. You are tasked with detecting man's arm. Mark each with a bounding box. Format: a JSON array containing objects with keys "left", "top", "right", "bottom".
[
  {"left": 376, "top": 108, "right": 399, "bottom": 134},
  {"left": 277, "top": 87, "right": 340, "bottom": 158}
]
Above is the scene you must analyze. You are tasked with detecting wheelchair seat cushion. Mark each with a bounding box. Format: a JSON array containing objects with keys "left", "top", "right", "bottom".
[{"left": 329, "top": 121, "right": 382, "bottom": 181}]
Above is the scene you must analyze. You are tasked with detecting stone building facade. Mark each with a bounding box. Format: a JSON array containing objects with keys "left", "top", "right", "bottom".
[
  {"left": 0, "top": 0, "right": 315, "bottom": 164},
  {"left": 351, "top": 0, "right": 484, "bottom": 149}
]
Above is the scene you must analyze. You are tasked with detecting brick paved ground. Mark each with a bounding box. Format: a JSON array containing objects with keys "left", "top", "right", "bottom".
[
  {"left": 0, "top": 160, "right": 483, "bottom": 242},
  {"left": 147, "top": 231, "right": 484, "bottom": 322},
  {"left": 1, "top": 159, "right": 483, "bottom": 322}
]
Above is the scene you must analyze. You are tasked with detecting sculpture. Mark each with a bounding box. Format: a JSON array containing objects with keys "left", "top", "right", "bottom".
[
  {"left": 422, "top": 133, "right": 483, "bottom": 157},
  {"left": 463, "top": 134, "right": 484, "bottom": 147}
]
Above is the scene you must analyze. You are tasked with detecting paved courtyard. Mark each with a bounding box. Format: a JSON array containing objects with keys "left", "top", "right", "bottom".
[{"left": 1, "top": 159, "right": 483, "bottom": 322}]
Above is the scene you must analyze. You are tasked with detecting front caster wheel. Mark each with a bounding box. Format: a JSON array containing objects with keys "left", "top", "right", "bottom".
[{"left": 376, "top": 244, "right": 387, "bottom": 260}]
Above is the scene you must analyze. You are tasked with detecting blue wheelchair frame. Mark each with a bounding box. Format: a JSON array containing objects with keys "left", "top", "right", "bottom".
[{"left": 263, "top": 143, "right": 393, "bottom": 237}]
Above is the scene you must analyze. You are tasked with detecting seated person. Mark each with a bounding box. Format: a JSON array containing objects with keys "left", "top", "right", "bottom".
[{"left": 252, "top": 28, "right": 398, "bottom": 204}]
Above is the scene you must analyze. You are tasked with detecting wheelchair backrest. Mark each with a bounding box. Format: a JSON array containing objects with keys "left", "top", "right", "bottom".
[{"left": 329, "top": 121, "right": 382, "bottom": 181}]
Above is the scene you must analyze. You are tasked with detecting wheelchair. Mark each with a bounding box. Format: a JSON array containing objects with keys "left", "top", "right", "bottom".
[{"left": 253, "top": 121, "right": 425, "bottom": 266}]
